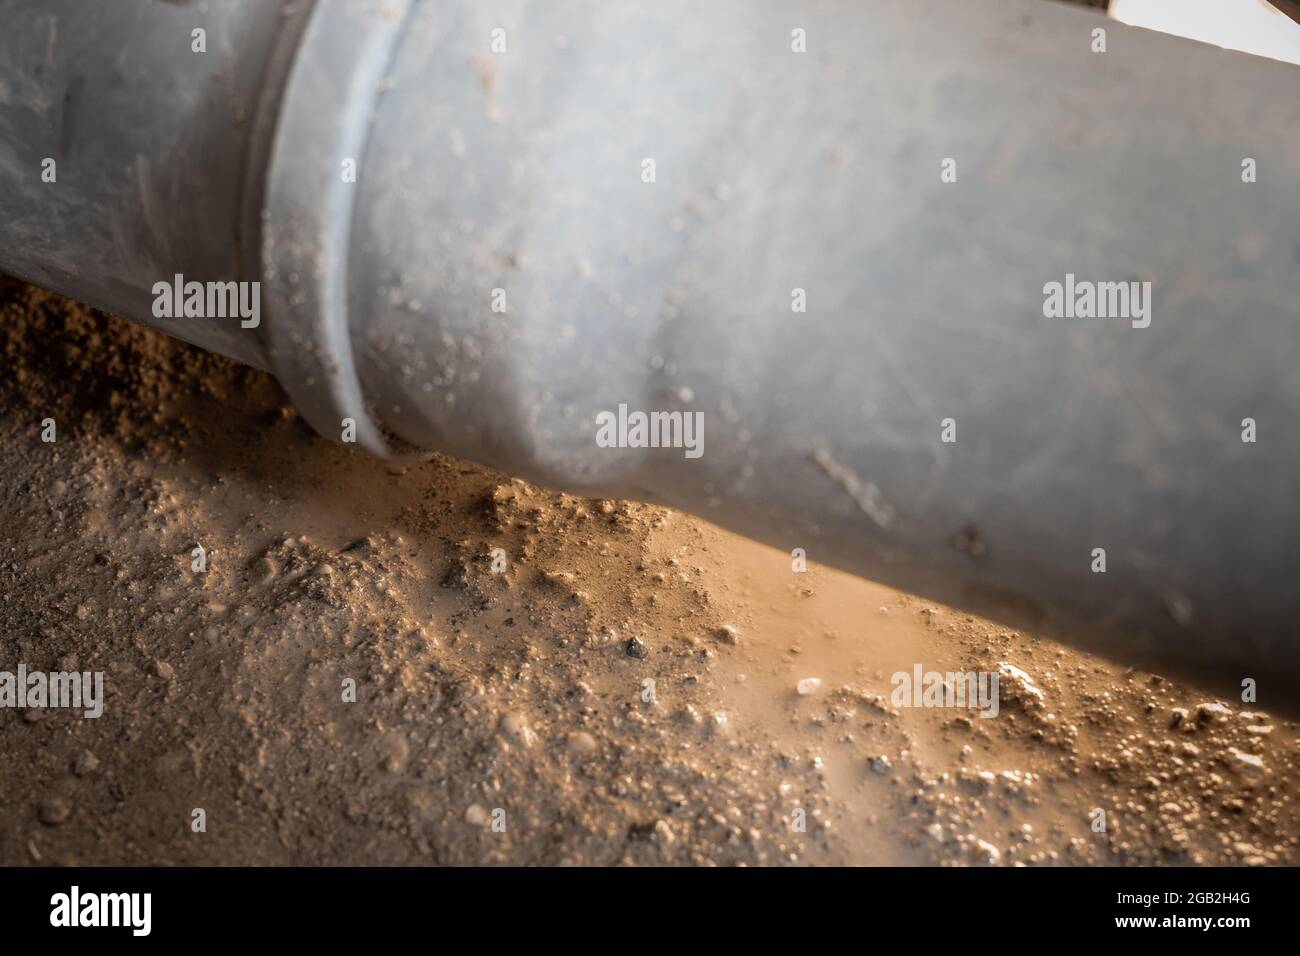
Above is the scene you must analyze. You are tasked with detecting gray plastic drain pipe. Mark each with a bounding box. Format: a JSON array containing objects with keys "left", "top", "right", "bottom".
[{"left": 3, "top": 0, "right": 1300, "bottom": 701}]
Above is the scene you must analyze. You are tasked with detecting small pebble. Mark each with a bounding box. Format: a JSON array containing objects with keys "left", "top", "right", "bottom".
[
  {"left": 499, "top": 712, "right": 537, "bottom": 749},
  {"left": 567, "top": 731, "right": 598, "bottom": 754},
  {"left": 39, "top": 796, "right": 71, "bottom": 826},
  {"left": 377, "top": 732, "right": 410, "bottom": 773},
  {"left": 1228, "top": 747, "right": 1266, "bottom": 773},
  {"left": 73, "top": 750, "right": 100, "bottom": 777},
  {"left": 974, "top": 839, "right": 1001, "bottom": 865},
  {"left": 1196, "top": 701, "right": 1233, "bottom": 723}
]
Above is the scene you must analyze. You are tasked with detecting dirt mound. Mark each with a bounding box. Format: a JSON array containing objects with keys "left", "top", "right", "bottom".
[{"left": 1, "top": 277, "right": 1296, "bottom": 865}]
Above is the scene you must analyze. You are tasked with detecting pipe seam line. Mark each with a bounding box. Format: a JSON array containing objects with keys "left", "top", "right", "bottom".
[{"left": 259, "top": 0, "right": 425, "bottom": 460}]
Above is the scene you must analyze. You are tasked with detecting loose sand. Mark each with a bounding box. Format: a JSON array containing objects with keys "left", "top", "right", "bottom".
[{"left": 1, "top": 276, "right": 1295, "bottom": 865}]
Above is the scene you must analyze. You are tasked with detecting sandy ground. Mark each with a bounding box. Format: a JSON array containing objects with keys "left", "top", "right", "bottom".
[{"left": 0, "top": 275, "right": 1296, "bottom": 866}]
